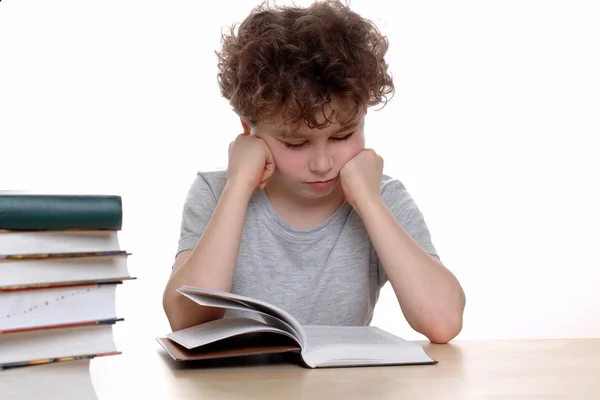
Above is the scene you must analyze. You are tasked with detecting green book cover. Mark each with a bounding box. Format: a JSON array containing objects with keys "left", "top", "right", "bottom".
[{"left": 0, "top": 194, "right": 122, "bottom": 231}]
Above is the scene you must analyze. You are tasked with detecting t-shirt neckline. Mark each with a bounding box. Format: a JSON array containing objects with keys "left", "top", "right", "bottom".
[{"left": 256, "top": 189, "right": 352, "bottom": 240}]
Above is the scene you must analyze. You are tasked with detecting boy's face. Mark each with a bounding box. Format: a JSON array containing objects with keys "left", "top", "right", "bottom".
[{"left": 253, "top": 102, "right": 366, "bottom": 201}]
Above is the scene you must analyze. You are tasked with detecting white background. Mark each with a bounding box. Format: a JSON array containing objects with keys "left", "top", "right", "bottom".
[{"left": 1, "top": 0, "right": 598, "bottom": 342}]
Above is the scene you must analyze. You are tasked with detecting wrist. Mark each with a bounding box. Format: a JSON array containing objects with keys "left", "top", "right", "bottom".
[
  {"left": 223, "top": 180, "right": 255, "bottom": 202},
  {"left": 354, "top": 194, "right": 384, "bottom": 218}
]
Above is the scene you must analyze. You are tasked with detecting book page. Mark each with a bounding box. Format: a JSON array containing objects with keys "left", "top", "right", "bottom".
[
  {"left": 0, "top": 324, "right": 117, "bottom": 367},
  {"left": 177, "top": 291, "right": 298, "bottom": 339},
  {"left": 303, "top": 325, "right": 404, "bottom": 348},
  {"left": 0, "top": 230, "right": 122, "bottom": 256},
  {"left": 166, "top": 317, "right": 300, "bottom": 349},
  {"left": 0, "top": 254, "right": 130, "bottom": 288},
  {"left": 0, "top": 358, "right": 98, "bottom": 400},
  {"left": 177, "top": 286, "right": 306, "bottom": 346},
  {"left": 301, "top": 325, "right": 434, "bottom": 368},
  {"left": 0, "top": 284, "right": 118, "bottom": 332}
]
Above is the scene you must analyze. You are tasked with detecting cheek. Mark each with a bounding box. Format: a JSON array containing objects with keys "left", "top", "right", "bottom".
[
  {"left": 271, "top": 148, "right": 306, "bottom": 177},
  {"left": 261, "top": 138, "right": 303, "bottom": 176},
  {"left": 335, "top": 134, "right": 365, "bottom": 166}
]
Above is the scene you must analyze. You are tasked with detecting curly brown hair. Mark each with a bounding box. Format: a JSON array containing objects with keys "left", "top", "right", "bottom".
[{"left": 216, "top": 0, "right": 394, "bottom": 129}]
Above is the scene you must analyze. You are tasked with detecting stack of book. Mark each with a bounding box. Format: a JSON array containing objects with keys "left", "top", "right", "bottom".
[{"left": 0, "top": 193, "right": 133, "bottom": 400}]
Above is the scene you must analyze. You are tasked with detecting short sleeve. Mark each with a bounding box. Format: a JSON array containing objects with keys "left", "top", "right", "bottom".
[
  {"left": 176, "top": 173, "right": 218, "bottom": 256},
  {"left": 376, "top": 178, "right": 438, "bottom": 287}
]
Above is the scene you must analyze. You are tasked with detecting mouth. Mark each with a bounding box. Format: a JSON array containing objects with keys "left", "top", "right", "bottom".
[
  {"left": 305, "top": 177, "right": 336, "bottom": 184},
  {"left": 304, "top": 177, "right": 338, "bottom": 190}
]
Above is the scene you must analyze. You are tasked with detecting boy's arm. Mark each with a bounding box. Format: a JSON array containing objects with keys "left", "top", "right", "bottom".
[
  {"left": 340, "top": 149, "right": 465, "bottom": 344},
  {"left": 162, "top": 183, "right": 252, "bottom": 331},
  {"left": 163, "top": 134, "right": 274, "bottom": 332},
  {"left": 357, "top": 197, "right": 465, "bottom": 344}
]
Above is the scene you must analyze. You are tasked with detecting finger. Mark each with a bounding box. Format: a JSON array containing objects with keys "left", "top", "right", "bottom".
[
  {"left": 264, "top": 160, "right": 276, "bottom": 175},
  {"left": 259, "top": 168, "right": 274, "bottom": 185},
  {"left": 266, "top": 146, "right": 275, "bottom": 166},
  {"left": 264, "top": 150, "right": 277, "bottom": 175}
]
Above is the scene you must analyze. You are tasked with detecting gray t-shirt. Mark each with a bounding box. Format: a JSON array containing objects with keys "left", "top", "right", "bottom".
[{"left": 176, "top": 169, "right": 437, "bottom": 326}]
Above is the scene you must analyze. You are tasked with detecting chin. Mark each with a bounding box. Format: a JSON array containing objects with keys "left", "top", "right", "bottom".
[
  {"left": 272, "top": 173, "right": 341, "bottom": 201},
  {"left": 293, "top": 179, "right": 341, "bottom": 200}
]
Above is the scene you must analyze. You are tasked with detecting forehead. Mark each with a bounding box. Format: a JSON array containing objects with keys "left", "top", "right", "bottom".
[{"left": 274, "top": 120, "right": 360, "bottom": 138}]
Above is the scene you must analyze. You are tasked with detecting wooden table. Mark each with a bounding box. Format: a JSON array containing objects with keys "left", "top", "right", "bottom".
[{"left": 90, "top": 334, "right": 600, "bottom": 399}]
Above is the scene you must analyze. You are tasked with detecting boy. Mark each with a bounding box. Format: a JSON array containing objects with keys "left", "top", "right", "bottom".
[{"left": 163, "top": 0, "right": 465, "bottom": 344}]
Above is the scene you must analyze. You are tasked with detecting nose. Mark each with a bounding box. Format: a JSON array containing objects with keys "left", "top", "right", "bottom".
[{"left": 308, "top": 145, "right": 333, "bottom": 175}]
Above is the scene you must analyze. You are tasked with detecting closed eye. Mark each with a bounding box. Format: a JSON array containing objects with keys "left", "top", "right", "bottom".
[
  {"left": 331, "top": 132, "right": 354, "bottom": 141},
  {"left": 283, "top": 141, "right": 308, "bottom": 149},
  {"left": 282, "top": 131, "right": 354, "bottom": 150}
]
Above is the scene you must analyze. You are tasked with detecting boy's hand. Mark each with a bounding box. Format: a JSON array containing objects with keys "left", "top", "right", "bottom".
[
  {"left": 227, "top": 134, "right": 276, "bottom": 195},
  {"left": 340, "top": 149, "right": 384, "bottom": 209}
]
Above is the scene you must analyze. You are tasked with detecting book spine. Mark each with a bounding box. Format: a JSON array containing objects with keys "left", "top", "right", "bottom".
[
  {"left": 0, "top": 250, "right": 129, "bottom": 260},
  {"left": 0, "top": 277, "right": 135, "bottom": 292},
  {"left": 0, "top": 351, "right": 123, "bottom": 370},
  {"left": 0, "top": 195, "right": 122, "bottom": 230},
  {"left": 0, "top": 317, "right": 125, "bottom": 335}
]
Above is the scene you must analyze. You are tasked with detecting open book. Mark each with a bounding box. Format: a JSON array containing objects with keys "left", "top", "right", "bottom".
[{"left": 157, "top": 286, "right": 436, "bottom": 368}]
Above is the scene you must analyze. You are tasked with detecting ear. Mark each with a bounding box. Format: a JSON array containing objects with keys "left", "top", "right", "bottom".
[{"left": 240, "top": 118, "right": 250, "bottom": 135}]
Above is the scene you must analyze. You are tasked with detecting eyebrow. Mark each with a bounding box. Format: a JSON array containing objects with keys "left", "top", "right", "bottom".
[{"left": 276, "top": 123, "right": 359, "bottom": 139}]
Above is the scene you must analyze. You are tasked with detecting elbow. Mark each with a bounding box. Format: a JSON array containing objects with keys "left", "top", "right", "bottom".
[
  {"left": 161, "top": 284, "right": 189, "bottom": 332},
  {"left": 420, "top": 302, "right": 465, "bottom": 344},
  {"left": 426, "top": 320, "right": 462, "bottom": 344},
  {"left": 428, "top": 288, "right": 466, "bottom": 344},
  {"left": 162, "top": 285, "right": 224, "bottom": 332},
  {"left": 424, "top": 307, "right": 464, "bottom": 344},
  {"left": 162, "top": 286, "right": 182, "bottom": 331}
]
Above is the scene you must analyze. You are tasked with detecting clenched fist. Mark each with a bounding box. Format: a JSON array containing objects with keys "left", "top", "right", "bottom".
[
  {"left": 339, "top": 148, "right": 384, "bottom": 209},
  {"left": 227, "top": 134, "right": 276, "bottom": 195}
]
